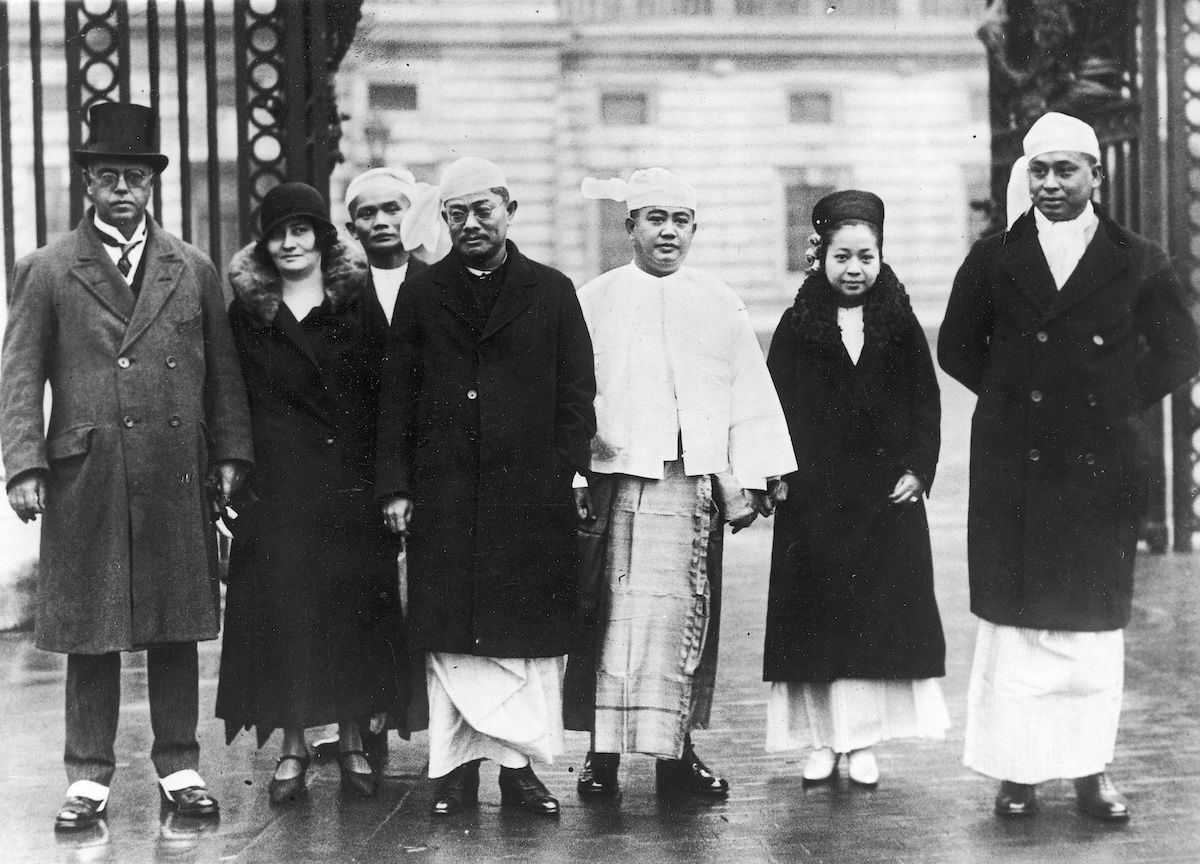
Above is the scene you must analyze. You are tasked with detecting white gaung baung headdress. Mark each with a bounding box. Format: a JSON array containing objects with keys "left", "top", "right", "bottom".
[
  {"left": 344, "top": 166, "right": 445, "bottom": 256},
  {"left": 1006, "top": 112, "right": 1101, "bottom": 228},
  {"left": 438, "top": 157, "right": 508, "bottom": 203},
  {"left": 581, "top": 167, "right": 698, "bottom": 213}
]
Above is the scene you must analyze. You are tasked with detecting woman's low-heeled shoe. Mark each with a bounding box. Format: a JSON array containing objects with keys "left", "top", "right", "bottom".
[
  {"left": 846, "top": 749, "right": 879, "bottom": 787},
  {"left": 802, "top": 747, "right": 839, "bottom": 783},
  {"left": 430, "top": 760, "right": 481, "bottom": 816},
  {"left": 268, "top": 754, "right": 310, "bottom": 804},
  {"left": 499, "top": 765, "right": 560, "bottom": 816},
  {"left": 336, "top": 749, "right": 379, "bottom": 798}
]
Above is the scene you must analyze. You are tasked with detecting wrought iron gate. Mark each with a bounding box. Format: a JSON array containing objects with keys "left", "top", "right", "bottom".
[{"left": 0, "top": 0, "right": 362, "bottom": 287}]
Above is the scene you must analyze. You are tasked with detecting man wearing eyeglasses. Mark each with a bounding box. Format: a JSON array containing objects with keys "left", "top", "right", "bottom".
[
  {"left": 376, "top": 157, "right": 596, "bottom": 818},
  {"left": 0, "top": 102, "right": 253, "bottom": 831}
]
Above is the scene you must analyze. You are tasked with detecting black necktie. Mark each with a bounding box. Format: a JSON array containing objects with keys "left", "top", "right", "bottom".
[{"left": 96, "top": 231, "right": 143, "bottom": 277}]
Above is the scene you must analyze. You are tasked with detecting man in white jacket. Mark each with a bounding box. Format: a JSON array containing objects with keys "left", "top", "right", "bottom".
[{"left": 563, "top": 168, "right": 796, "bottom": 801}]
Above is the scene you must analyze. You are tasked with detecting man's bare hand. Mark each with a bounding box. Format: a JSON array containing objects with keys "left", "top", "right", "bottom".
[
  {"left": 8, "top": 473, "right": 47, "bottom": 522},
  {"left": 382, "top": 496, "right": 413, "bottom": 535},
  {"left": 573, "top": 487, "right": 593, "bottom": 523},
  {"left": 209, "top": 461, "right": 246, "bottom": 510}
]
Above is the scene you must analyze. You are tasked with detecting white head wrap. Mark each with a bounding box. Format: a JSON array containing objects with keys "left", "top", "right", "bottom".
[
  {"left": 439, "top": 157, "right": 508, "bottom": 203},
  {"left": 1006, "top": 112, "right": 1101, "bottom": 228},
  {"left": 580, "top": 167, "right": 697, "bottom": 213},
  {"left": 343, "top": 166, "right": 445, "bottom": 256}
]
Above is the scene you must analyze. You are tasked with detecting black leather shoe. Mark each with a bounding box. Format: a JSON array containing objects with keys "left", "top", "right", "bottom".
[
  {"left": 336, "top": 749, "right": 379, "bottom": 798},
  {"left": 268, "top": 754, "right": 309, "bottom": 804},
  {"left": 55, "top": 795, "right": 107, "bottom": 831},
  {"left": 158, "top": 784, "right": 219, "bottom": 818},
  {"left": 577, "top": 752, "right": 620, "bottom": 798},
  {"left": 1074, "top": 773, "right": 1130, "bottom": 822},
  {"left": 499, "top": 765, "right": 560, "bottom": 816},
  {"left": 430, "top": 760, "right": 481, "bottom": 816},
  {"left": 656, "top": 743, "right": 729, "bottom": 798},
  {"left": 994, "top": 780, "right": 1037, "bottom": 817}
]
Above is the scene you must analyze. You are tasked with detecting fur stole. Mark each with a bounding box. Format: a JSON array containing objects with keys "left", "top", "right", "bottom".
[
  {"left": 228, "top": 240, "right": 368, "bottom": 327},
  {"left": 788, "top": 263, "right": 914, "bottom": 354}
]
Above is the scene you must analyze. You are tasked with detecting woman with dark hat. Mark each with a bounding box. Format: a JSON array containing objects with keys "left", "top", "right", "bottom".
[
  {"left": 215, "top": 182, "right": 404, "bottom": 802},
  {"left": 761, "top": 190, "right": 948, "bottom": 787}
]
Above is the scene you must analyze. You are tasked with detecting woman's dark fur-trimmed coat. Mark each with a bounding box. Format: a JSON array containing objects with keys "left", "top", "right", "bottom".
[
  {"left": 375, "top": 241, "right": 596, "bottom": 659},
  {"left": 216, "top": 241, "right": 405, "bottom": 743},
  {"left": 939, "top": 210, "right": 1200, "bottom": 632},
  {"left": 763, "top": 265, "right": 945, "bottom": 683}
]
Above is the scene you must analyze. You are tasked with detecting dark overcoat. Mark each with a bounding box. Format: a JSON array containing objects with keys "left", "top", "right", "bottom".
[
  {"left": 0, "top": 215, "right": 253, "bottom": 654},
  {"left": 375, "top": 241, "right": 596, "bottom": 658},
  {"left": 363, "top": 255, "right": 428, "bottom": 337},
  {"left": 216, "top": 241, "right": 404, "bottom": 743},
  {"left": 938, "top": 210, "right": 1200, "bottom": 631},
  {"left": 763, "top": 266, "right": 944, "bottom": 682}
]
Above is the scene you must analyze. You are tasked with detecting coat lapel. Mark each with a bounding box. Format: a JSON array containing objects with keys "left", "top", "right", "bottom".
[
  {"left": 69, "top": 224, "right": 135, "bottom": 324},
  {"left": 121, "top": 222, "right": 181, "bottom": 353},
  {"left": 1044, "top": 219, "right": 1127, "bottom": 321},
  {"left": 433, "top": 261, "right": 479, "bottom": 332},
  {"left": 481, "top": 245, "right": 534, "bottom": 341},
  {"left": 996, "top": 214, "right": 1059, "bottom": 313},
  {"left": 273, "top": 301, "right": 323, "bottom": 371}
]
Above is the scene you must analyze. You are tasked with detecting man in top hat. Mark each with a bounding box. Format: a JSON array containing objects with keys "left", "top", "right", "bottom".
[
  {"left": 939, "top": 111, "right": 1200, "bottom": 821},
  {"left": 0, "top": 102, "right": 253, "bottom": 829},
  {"left": 375, "top": 156, "right": 596, "bottom": 818},
  {"left": 563, "top": 168, "right": 795, "bottom": 800}
]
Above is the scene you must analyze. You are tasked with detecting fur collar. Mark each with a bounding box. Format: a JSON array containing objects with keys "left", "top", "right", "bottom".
[
  {"left": 228, "top": 240, "right": 368, "bottom": 326},
  {"left": 788, "top": 263, "right": 914, "bottom": 354}
]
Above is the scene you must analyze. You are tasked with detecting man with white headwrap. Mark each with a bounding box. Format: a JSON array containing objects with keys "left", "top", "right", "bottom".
[
  {"left": 376, "top": 157, "right": 596, "bottom": 818},
  {"left": 939, "top": 112, "right": 1199, "bottom": 821},
  {"left": 563, "top": 168, "right": 796, "bottom": 800}
]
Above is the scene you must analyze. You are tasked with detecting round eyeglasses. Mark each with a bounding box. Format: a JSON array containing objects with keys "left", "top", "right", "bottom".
[{"left": 89, "top": 169, "right": 154, "bottom": 190}]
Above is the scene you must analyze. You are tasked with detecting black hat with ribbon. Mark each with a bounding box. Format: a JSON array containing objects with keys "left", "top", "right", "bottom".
[
  {"left": 73, "top": 102, "right": 169, "bottom": 173},
  {"left": 256, "top": 182, "right": 339, "bottom": 253}
]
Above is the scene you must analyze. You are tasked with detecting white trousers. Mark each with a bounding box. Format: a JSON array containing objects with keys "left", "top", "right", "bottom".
[
  {"left": 963, "top": 621, "right": 1124, "bottom": 784},
  {"left": 425, "top": 652, "right": 566, "bottom": 778}
]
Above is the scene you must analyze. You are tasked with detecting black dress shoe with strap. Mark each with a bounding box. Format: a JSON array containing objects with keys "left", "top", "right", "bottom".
[
  {"left": 577, "top": 751, "right": 620, "bottom": 798},
  {"left": 994, "top": 780, "right": 1037, "bottom": 817},
  {"left": 430, "top": 759, "right": 481, "bottom": 816},
  {"left": 499, "top": 764, "right": 560, "bottom": 816},
  {"left": 1074, "top": 772, "right": 1130, "bottom": 822},
  {"left": 656, "top": 742, "right": 729, "bottom": 799},
  {"left": 336, "top": 749, "right": 379, "bottom": 798},
  {"left": 267, "top": 754, "right": 310, "bottom": 804},
  {"left": 55, "top": 795, "right": 107, "bottom": 831}
]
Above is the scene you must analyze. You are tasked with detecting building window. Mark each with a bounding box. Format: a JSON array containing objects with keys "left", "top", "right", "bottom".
[
  {"left": 369, "top": 82, "right": 418, "bottom": 112},
  {"left": 600, "top": 92, "right": 649, "bottom": 126},
  {"left": 785, "top": 180, "right": 837, "bottom": 272},
  {"left": 789, "top": 90, "right": 833, "bottom": 124}
]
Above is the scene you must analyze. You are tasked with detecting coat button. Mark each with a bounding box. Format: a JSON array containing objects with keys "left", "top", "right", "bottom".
[
  {"left": 1036, "top": 331, "right": 1048, "bottom": 343},
  {"left": 168, "top": 415, "right": 181, "bottom": 427},
  {"left": 165, "top": 356, "right": 177, "bottom": 368},
  {"left": 1029, "top": 448, "right": 1041, "bottom": 462},
  {"left": 181, "top": 472, "right": 192, "bottom": 483},
  {"left": 1085, "top": 453, "right": 1096, "bottom": 465},
  {"left": 123, "top": 415, "right": 135, "bottom": 428},
  {"left": 467, "top": 389, "right": 478, "bottom": 400},
  {"left": 117, "top": 356, "right": 131, "bottom": 369},
  {"left": 326, "top": 437, "right": 335, "bottom": 445},
  {"left": 1093, "top": 334, "right": 1104, "bottom": 345},
  {"left": 1030, "top": 390, "right": 1043, "bottom": 402},
  {"left": 1086, "top": 393, "right": 1098, "bottom": 407}
]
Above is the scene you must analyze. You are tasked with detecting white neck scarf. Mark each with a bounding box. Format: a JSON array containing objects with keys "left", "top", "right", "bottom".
[{"left": 1034, "top": 202, "right": 1096, "bottom": 289}]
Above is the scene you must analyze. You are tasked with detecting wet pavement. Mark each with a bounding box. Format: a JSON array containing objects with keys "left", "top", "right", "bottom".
[{"left": 2, "top": 371, "right": 1199, "bottom": 863}]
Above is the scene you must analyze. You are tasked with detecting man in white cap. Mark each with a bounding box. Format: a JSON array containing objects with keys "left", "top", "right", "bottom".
[
  {"left": 939, "top": 112, "right": 1199, "bottom": 821},
  {"left": 376, "top": 156, "right": 596, "bottom": 818},
  {"left": 563, "top": 168, "right": 796, "bottom": 801}
]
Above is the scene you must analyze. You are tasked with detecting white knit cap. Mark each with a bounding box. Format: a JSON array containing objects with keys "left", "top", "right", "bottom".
[
  {"left": 344, "top": 167, "right": 417, "bottom": 215},
  {"left": 1005, "top": 112, "right": 1101, "bottom": 228},
  {"left": 438, "top": 157, "right": 508, "bottom": 202},
  {"left": 581, "top": 167, "right": 697, "bottom": 213}
]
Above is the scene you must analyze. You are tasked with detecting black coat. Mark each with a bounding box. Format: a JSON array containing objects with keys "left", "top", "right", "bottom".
[
  {"left": 216, "top": 242, "right": 404, "bottom": 743},
  {"left": 375, "top": 241, "right": 596, "bottom": 657},
  {"left": 938, "top": 210, "right": 1200, "bottom": 631},
  {"left": 763, "top": 267, "right": 945, "bottom": 682},
  {"left": 363, "top": 255, "right": 429, "bottom": 337}
]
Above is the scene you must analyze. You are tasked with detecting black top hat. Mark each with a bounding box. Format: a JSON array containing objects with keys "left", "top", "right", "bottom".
[{"left": 72, "top": 102, "right": 169, "bottom": 173}]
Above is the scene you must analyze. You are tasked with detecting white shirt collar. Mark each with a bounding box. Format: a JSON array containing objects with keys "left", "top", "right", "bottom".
[
  {"left": 1032, "top": 200, "right": 1096, "bottom": 236},
  {"left": 93, "top": 212, "right": 148, "bottom": 246}
]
